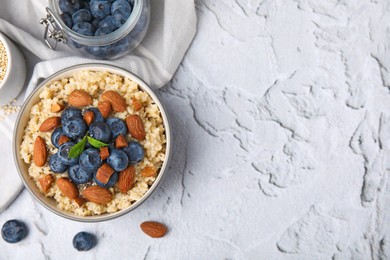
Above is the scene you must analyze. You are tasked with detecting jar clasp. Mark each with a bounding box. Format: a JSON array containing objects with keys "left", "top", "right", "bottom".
[{"left": 40, "top": 8, "right": 66, "bottom": 50}]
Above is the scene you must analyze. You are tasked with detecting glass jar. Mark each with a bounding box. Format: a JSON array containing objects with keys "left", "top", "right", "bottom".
[{"left": 40, "top": 0, "right": 150, "bottom": 60}]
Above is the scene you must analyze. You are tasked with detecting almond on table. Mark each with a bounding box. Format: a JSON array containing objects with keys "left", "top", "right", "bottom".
[{"left": 140, "top": 221, "right": 168, "bottom": 238}]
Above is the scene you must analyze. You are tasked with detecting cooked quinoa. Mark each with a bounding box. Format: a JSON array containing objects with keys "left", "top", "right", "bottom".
[{"left": 20, "top": 70, "right": 166, "bottom": 216}]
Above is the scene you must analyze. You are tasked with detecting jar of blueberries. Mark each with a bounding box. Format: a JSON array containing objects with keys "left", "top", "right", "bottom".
[{"left": 40, "top": 0, "right": 150, "bottom": 59}]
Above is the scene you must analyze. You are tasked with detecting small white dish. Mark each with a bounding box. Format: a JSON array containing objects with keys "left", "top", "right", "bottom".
[{"left": 0, "top": 33, "right": 26, "bottom": 104}]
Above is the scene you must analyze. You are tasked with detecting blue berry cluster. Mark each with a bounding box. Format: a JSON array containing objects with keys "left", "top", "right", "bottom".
[
  {"left": 59, "top": 0, "right": 138, "bottom": 59},
  {"left": 49, "top": 106, "right": 144, "bottom": 188}
]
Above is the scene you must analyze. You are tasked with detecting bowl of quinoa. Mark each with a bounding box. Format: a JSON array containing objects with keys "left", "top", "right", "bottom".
[
  {"left": 13, "top": 64, "right": 171, "bottom": 222},
  {"left": 0, "top": 32, "right": 26, "bottom": 104}
]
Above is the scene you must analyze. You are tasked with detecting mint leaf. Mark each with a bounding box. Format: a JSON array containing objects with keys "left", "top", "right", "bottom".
[
  {"left": 87, "top": 136, "right": 108, "bottom": 149},
  {"left": 68, "top": 136, "right": 87, "bottom": 159}
]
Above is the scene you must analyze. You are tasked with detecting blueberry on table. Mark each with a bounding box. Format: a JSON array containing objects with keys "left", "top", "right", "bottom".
[
  {"left": 98, "top": 15, "right": 118, "bottom": 32},
  {"left": 106, "top": 118, "right": 127, "bottom": 139},
  {"left": 51, "top": 127, "right": 64, "bottom": 148},
  {"left": 73, "top": 232, "right": 96, "bottom": 251},
  {"left": 94, "top": 171, "right": 118, "bottom": 188},
  {"left": 1, "top": 220, "right": 27, "bottom": 243},
  {"left": 123, "top": 141, "right": 144, "bottom": 164},
  {"left": 89, "top": 122, "right": 112, "bottom": 143},
  {"left": 58, "top": 142, "right": 79, "bottom": 166},
  {"left": 72, "top": 9, "right": 92, "bottom": 24},
  {"left": 72, "top": 22, "right": 94, "bottom": 36},
  {"left": 68, "top": 164, "right": 93, "bottom": 184},
  {"left": 60, "top": 12, "right": 73, "bottom": 28},
  {"left": 90, "top": 0, "right": 112, "bottom": 19},
  {"left": 63, "top": 116, "right": 87, "bottom": 140},
  {"left": 59, "top": 0, "right": 81, "bottom": 15},
  {"left": 61, "top": 107, "right": 82, "bottom": 125},
  {"left": 84, "top": 107, "right": 105, "bottom": 123},
  {"left": 79, "top": 148, "right": 103, "bottom": 173},
  {"left": 107, "top": 149, "right": 129, "bottom": 171},
  {"left": 49, "top": 153, "right": 69, "bottom": 173}
]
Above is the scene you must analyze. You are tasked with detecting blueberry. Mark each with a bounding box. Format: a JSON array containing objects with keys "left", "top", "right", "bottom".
[
  {"left": 84, "top": 107, "right": 105, "bottom": 123},
  {"left": 60, "top": 12, "right": 73, "bottom": 28},
  {"left": 106, "top": 118, "right": 127, "bottom": 139},
  {"left": 123, "top": 141, "right": 144, "bottom": 164},
  {"left": 51, "top": 127, "right": 64, "bottom": 148},
  {"left": 98, "top": 15, "right": 117, "bottom": 31},
  {"left": 112, "top": 8, "right": 132, "bottom": 28},
  {"left": 1, "top": 220, "right": 27, "bottom": 243},
  {"left": 90, "top": 0, "right": 111, "bottom": 19},
  {"left": 72, "top": 22, "right": 94, "bottom": 36},
  {"left": 63, "top": 117, "right": 87, "bottom": 140},
  {"left": 111, "top": 0, "right": 131, "bottom": 14},
  {"left": 79, "top": 148, "right": 103, "bottom": 173},
  {"left": 111, "top": 36, "right": 131, "bottom": 56},
  {"left": 68, "top": 164, "right": 93, "bottom": 184},
  {"left": 72, "top": 9, "right": 92, "bottom": 24},
  {"left": 73, "top": 232, "right": 96, "bottom": 251},
  {"left": 107, "top": 149, "right": 129, "bottom": 171},
  {"left": 58, "top": 142, "right": 79, "bottom": 166},
  {"left": 85, "top": 45, "right": 113, "bottom": 59},
  {"left": 94, "top": 171, "right": 118, "bottom": 188},
  {"left": 59, "top": 0, "right": 81, "bottom": 15},
  {"left": 94, "top": 27, "right": 114, "bottom": 36},
  {"left": 49, "top": 153, "right": 69, "bottom": 173},
  {"left": 61, "top": 107, "right": 82, "bottom": 125},
  {"left": 89, "top": 122, "right": 112, "bottom": 143}
]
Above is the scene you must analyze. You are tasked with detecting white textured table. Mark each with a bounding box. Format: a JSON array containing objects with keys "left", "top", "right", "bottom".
[{"left": 1, "top": 0, "right": 390, "bottom": 259}]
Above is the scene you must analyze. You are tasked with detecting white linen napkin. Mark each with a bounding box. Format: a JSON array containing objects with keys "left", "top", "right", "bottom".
[{"left": 0, "top": 0, "right": 197, "bottom": 212}]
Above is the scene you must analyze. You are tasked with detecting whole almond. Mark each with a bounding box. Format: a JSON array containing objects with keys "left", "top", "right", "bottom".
[
  {"left": 50, "top": 103, "right": 65, "bottom": 113},
  {"left": 33, "top": 136, "right": 47, "bottom": 167},
  {"left": 140, "top": 221, "right": 168, "bottom": 238},
  {"left": 38, "top": 174, "right": 54, "bottom": 193},
  {"left": 132, "top": 98, "right": 143, "bottom": 111},
  {"left": 101, "top": 91, "right": 126, "bottom": 112},
  {"left": 95, "top": 163, "right": 115, "bottom": 184},
  {"left": 58, "top": 135, "right": 70, "bottom": 146},
  {"left": 100, "top": 147, "right": 110, "bottom": 160},
  {"left": 83, "top": 111, "right": 95, "bottom": 126},
  {"left": 117, "top": 166, "right": 135, "bottom": 193},
  {"left": 141, "top": 166, "right": 157, "bottom": 178},
  {"left": 39, "top": 117, "right": 61, "bottom": 132},
  {"left": 68, "top": 90, "right": 92, "bottom": 107},
  {"left": 115, "top": 134, "right": 128, "bottom": 149},
  {"left": 57, "top": 178, "right": 79, "bottom": 199},
  {"left": 98, "top": 101, "right": 112, "bottom": 118},
  {"left": 82, "top": 186, "right": 113, "bottom": 204},
  {"left": 126, "top": 115, "right": 146, "bottom": 141}
]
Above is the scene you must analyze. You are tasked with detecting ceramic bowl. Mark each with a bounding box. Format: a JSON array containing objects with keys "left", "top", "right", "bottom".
[
  {"left": 13, "top": 63, "right": 171, "bottom": 222},
  {"left": 0, "top": 33, "right": 26, "bottom": 104}
]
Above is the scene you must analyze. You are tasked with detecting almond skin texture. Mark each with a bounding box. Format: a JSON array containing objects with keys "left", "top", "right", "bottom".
[
  {"left": 38, "top": 175, "right": 54, "bottom": 193},
  {"left": 50, "top": 103, "right": 65, "bottom": 113},
  {"left": 132, "top": 98, "right": 143, "bottom": 111},
  {"left": 98, "top": 101, "right": 112, "bottom": 118},
  {"left": 57, "top": 178, "right": 79, "bottom": 199},
  {"left": 117, "top": 166, "right": 135, "bottom": 193},
  {"left": 126, "top": 115, "right": 146, "bottom": 141},
  {"left": 101, "top": 91, "right": 126, "bottom": 112},
  {"left": 58, "top": 135, "right": 70, "bottom": 146},
  {"left": 82, "top": 186, "right": 113, "bottom": 204},
  {"left": 100, "top": 147, "right": 110, "bottom": 160},
  {"left": 141, "top": 166, "right": 157, "bottom": 177},
  {"left": 33, "top": 136, "right": 47, "bottom": 167},
  {"left": 39, "top": 117, "right": 61, "bottom": 132},
  {"left": 140, "top": 221, "right": 168, "bottom": 238},
  {"left": 95, "top": 163, "right": 115, "bottom": 184},
  {"left": 83, "top": 111, "right": 95, "bottom": 126},
  {"left": 115, "top": 134, "right": 128, "bottom": 149},
  {"left": 73, "top": 197, "right": 86, "bottom": 207},
  {"left": 68, "top": 90, "right": 92, "bottom": 107}
]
